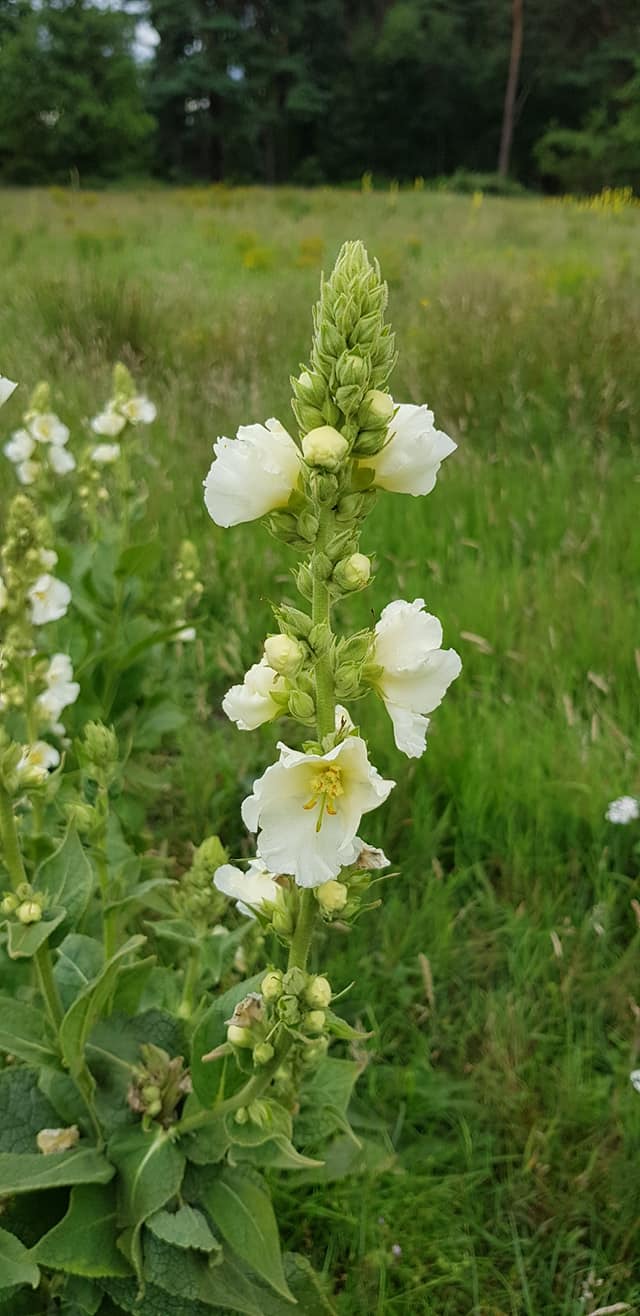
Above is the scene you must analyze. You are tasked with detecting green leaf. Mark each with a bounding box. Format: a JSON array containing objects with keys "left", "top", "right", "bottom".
[
  {"left": 147, "top": 1205, "right": 219, "bottom": 1254},
  {"left": 296, "top": 1058, "right": 360, "bottom": 1147},
  {"left": 107, "top": 1125, "right": 185, "bottom": 1279},
  {"left": 181, "top": 1101, "right": 230, "bottom": 1167},
  {"left": 59, "top": 1276, "right": 103, "bottom": 1315},
  {"left": 145, "top": 917, "right": 200, "bottom": 948},
  {"left": 229, "top": 1135, "right": 323, "bottom": 1172},
  {"left": 224, "top": 1100, "right": 292, "bottom": 1148},
  {"left": 116, "top": 540, "right": 162, "bottom": 579},
  {"left": 0, "top": 1068, "right": 60, "bottom": 1153},
  {"left": 135, "top": 699, "right": 187, "bottom": 750},
  {"left": 0, "top": 1227, "right": 39, "bottom": 1292},
  {"left": 59, "top": 936, "right": 146, "bottom": 1086},
  {"left": 109, "top": 957, "right": 157, "bottom": 1014},
  {"left": 32, "top": 1182, "right": 132, "bottom": 1277},
  {"left": 0, "top": 995, "right": 59, "bottom": 1066},
  {"left": 7, "top": 906, "right": 67, "bottom": 959},
  {"left": 200, "top": 1166, "right": 294, "bottom": 1302},
  {"left": 34, "top": 826, "right": 94, "bottom": 942},
  {"left": 191, "top": 973, "right": 263, "bottom": 1107},
  {"left": 0, "top": 1147, "right": 114, "bottom": 1194},
  {"left": 54, "top": 935, "right": 104, "bottom": 1010},
  {"left": 39, "top": 1069, "right": 91, "bottom": 1130},
  {"left": 105, "top": 878, "right": 175, "bottom": 914}
]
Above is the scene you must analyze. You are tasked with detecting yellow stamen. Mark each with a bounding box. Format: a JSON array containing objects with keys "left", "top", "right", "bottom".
[{"left": 301, "top": 766, "right": 344, "bottom": 831}]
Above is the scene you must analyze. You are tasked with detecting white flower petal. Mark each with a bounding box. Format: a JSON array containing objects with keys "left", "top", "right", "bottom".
[
  {"left": 367, "top": 402, "right": 456, "bottom": 496},
  {"left": 222, "top": 660, "right": 282, "bottom": 731},
  {"left": 28, "top": 574, "right": 71, "bottom": 626},
  {"left": 373, "top": 598, "right": 461, "bottom": 758},
  {"left": 48, "top": 445, "right": 76, "bottom": 475},
  {"left": 0, "top": 377, "right": 17, "bottom": 407},
  {"left": 91, "top": 409, "right": 127, "bottom": 438},
  {"left": 29, "top": 413, "right": 70, "bottom": 447},
  {"left": 214, "top": 859, "right": 279, "bottom": 918},
  {"left": 91, "top": 443, "right": 121, "bottom": 464},
  {"left": 4, "top": 429, "right": 35, "bottom": 463},
  {"left": 17, "top": 459, "right": 39, "bottom": 485},
  {"left": 605, "top": 796, "right": 639, "bottom": 824},
  {"left": 119, "top": 395, "right": 156, "bottom": 425},
  {"left": 204, "top": 418, "right": 301, "bottom": 528}
]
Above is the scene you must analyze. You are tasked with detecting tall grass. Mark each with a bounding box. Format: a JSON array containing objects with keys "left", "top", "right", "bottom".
[{"left": 1, "top": 185, "right": 638, "bottom": 1314}]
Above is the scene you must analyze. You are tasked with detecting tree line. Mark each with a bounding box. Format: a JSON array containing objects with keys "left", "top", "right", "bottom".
[{"left": 0, "top": 0, "right": 638, "bottom": 192}]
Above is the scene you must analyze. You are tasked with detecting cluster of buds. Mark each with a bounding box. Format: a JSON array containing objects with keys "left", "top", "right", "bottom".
[
  {"left": 2, "top": 381, "right": 75, "bottom": 487},
  {"left": 223, "top": 969, "right": 334, "bottom": 1075},
  {"left": 0, "top": 495, "right": 70, "bottom": 657},
  {"left": 127, "top": 1043, "right": 192, "bottom": 1130},
  {"left": 77, "top": 721, "right": 119, "bottom": 790},
  {"left": 175, "top": 835, "right": 228, "bottom": 926},
  {"left": 167, "top": 539, "right": 203, "bottom": 642},
  {"left": 1, "top": 881, "right": 46, "bottom": 927}
]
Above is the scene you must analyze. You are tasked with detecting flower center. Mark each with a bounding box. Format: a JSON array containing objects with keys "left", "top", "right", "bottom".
[{"left": 303, "top": 765, "right": 344, "bottom": 831}]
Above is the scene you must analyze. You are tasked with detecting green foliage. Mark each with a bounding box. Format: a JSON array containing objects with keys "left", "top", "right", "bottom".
[{"left": 32, "top": 1183, "right": 132, "bottom": 1277}]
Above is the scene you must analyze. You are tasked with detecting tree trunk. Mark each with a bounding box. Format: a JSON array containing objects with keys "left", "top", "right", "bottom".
[{"left": 498, "top": 0, "right": 524, "bottom": 177}]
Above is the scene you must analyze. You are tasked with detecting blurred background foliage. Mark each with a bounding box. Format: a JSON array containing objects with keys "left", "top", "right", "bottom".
[{"left": 0, "top": 0, "right": 639, "bottom": 194}]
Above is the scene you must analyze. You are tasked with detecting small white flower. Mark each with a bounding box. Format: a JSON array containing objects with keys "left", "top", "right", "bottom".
[
  {"left": 204, "top": 418, "right": 301, "bottom": 528},
  {"left": 373, "top": 598, "right": 462, "bottom": 757},
  {"left": 4, "top": 429, "right": 35, "bottom": 464},
  {"left": 630, "top": 1070, "right": 640, "bottom": 1093},
  {"left": 91, "top": 408, "right": 127, "bottom": 438},
  {"left": 17, "top": 459, "right": 40, "bottom": 485},
  {"left": 0, "top": 377, "right": 17, "bottom": 407},
  {"left": 28, "top": 574, "right": 71, "bottom": 626},
  {"left": 118, "top": 395, "right": 156, "bottom": 425},
  {"left": 90, "top": 442, "right": 121, "bottom": 465},
  {"left": 176, "top": 625, "right": 196, "bottom": 642},
  {"left": 37, "top": 653, "right": 80, "bottom": 722},
  {"left": 48, "top": 445, "right": 76, "bottom": 475},
  {"left": 29, "top": 413, "right": 70, "bottom": 447},
  {"left": 367, "top": 402, "right": 456, "bottom": 496},
  {"left": 0, "top": 575, "right": 7, "bottom": 611},
  {"left": 17, "top": 740, "right": 60, "bottom": 783},
  {"left": 40, "top": 549, "right": 58, "bottom": 570},
  {"left": 605, "top": 795, "right": 639, "bottom": 825},
  {"left": 222, "top": 659, "right": 283, "bottom": 731},
  {"left": 241, "top": 737, "right": 394, "bottom": 888},
  {"left": 214, "top": 858, "right": 279, "bottom": 918}
]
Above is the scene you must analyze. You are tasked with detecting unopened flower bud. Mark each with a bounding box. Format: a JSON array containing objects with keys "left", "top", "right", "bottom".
[
  {"left": 17, "top": 900, "right": 42, "bottom": 925},
  {"left": 295, "top": 369, "right": 327, "bottom": 408},
  {"left": 264, "top": 634, "right": 304, "bottom": 676},
  {"left": 147, "top": 1099, "right": 162, "bottom": 1118},
  {"left": 283, "top": 966, "right": 307, "bottom": 996},
  {"left": 277, "top": 995, "right": 301, "bottom": 1026},
  {"left": 1, "top": 893, "right": 18, "bottom": 915},
  {"left": 227, "top": 1023, "right": 255, "bottom": 1049},
  {"left": 352, "top": 428, "right": 389, "bottom": 457},
  {"left": 336, "top": 352, "right": 370, "bottom": 389},
  {"left": 261, "top": 969, "right": 284, "bottom": 1002},
  {"left": 305, "top": 975, "right": 332, "bottom": 1009},
  {"left": 234, "top": 1106, "right": 249, "bottom": 1125},
  {"left": 315, "top": 880, "right": 348, "bottom": 913},
  {"left": 302, "top": 426, "right": 349, "bottom": 472},
  {"left": 142, "top": 1084, "right": 161, "bottom": 1104},
  {"left": 253, "top": 1041, "right": 275, "bottom": 1066},
  {"left": 358, "top": 389, "right": 394, "bottom": 429},
  {"left": 333, "top": 553, "right": 371, "bottom": 592},
  {"left": 304, "top": 1010, "right": 326, "bottom": 1035},
  {"left": 287, "top": 689, "right": 316, "bottom": 725},
  {"left": 271, "top": 907, "right": 294, "bottom": 938}
]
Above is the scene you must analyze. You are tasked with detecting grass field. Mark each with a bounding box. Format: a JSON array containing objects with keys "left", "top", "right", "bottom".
[{"left": 1, "top": 185, "right": 639, "bottom": 1314}]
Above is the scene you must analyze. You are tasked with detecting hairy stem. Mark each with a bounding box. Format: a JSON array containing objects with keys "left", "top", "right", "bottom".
[
  {"left": 34, "top": 943, "right": 64, "bottom": 1031},
  {"left": 0, "top": 784, "right": 27, "bottom": 889}
]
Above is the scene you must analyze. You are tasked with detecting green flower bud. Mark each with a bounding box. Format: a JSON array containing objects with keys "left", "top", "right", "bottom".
[
  {"left": 352, "top": 428, "right": 389, "bottom": 457},
  {"left": 64, "top": 801, "right": 97, "bottom": 835},
  {"left": 81, "top": 722, "right": 118, "bottom": 781},
  {"left": 293, "top": 402, "right": 327, "bottom": 434},
  {"left": 227, "top": 1023, "right": 255, "bottom": 1049},
  {"left": 296, "top": 510, "right": 320, "bottom": 542},
  {"left": 253, "top": 1041, "right": 275, "bottom": 1066},
  {"left": 271, "top": 906, "right": 294, "bottom": 938},
  {"left": 305, "top": 975, "right": 332, "bottom": 1009},
  {"left": 234, "top": 1106, "right": 249, "bottom": 1125},
  {"left": 333, "top": 553, "right": 371, "bottom": 592},
  {"left": 302, "top": 426, "right": 349, "bottom": 472},
  {"left": 358, "top": 389, "right": 394, "bottom": 429},
  {"left": 304, "top": 1010, "right": 326, "bottom": 1035},
  {"left": 1, "top": 893, "right": 18, "bottom": 915},
  {"left": 261, "top": 969, "right": 284, "bottom": 1003},
  {"left": 336, "top": 352, "right": 370, "bottom": 389},
  {"left": 288, "top": 689, "right": 316, "bottom": 725},
  {"left": 17, "top": 900, "right": 42, "bottom": 925},
  {"left": 294, "top": 369, "right": 327, "bottom": 408},
  {"left": 264, "top": 634, "right": 304, "bottom": 677},
  {"left": 283, "top": 966, "right": 307, "bottom": 996},
  {"left": 247, "top": 1100, "right": 271, "bottom": 1127},
  {"left": 146, "top": 1099, "right": 162, "bottom": 1118},
  {"left": 315, "top": 880, "right": 348, "bottom": 913},
  {"left": 142, "top": 1084, "right": 162, "bottom": 1104},
  {"left": 277, "top": 995, "right": 301, "bottom": 1026},
  {"left": 334, "top": 663, "right": 362, "bottom": 699},
  {"left": 312, "top": 473, "right": 339, "bottom": 504},
  {"left": 296, "top": 563, "right": 314, "bottom": 601},
  {"left": 275, "top": 605, "right": 313, "bottom": 640},
  {"left": 16, "top": 883, "right": 32, "bottom": 901}
]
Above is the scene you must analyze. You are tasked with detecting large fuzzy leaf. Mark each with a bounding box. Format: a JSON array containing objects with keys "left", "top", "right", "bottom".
[
  {"left": 200, "top": 1166, "right": 294, "bottom": 1302},
  {"left": 31, "top": 1182, "right": 132, "bottom": 1278},
  {"left": 0, "top": 1227, "right": 39, "bottom": 1292},
  {"left": 107, "top": 1125, "right": 185, "bottom": 1279},
  {"left": 0, "top": 998, "right": 59, "bottom": 1067},
  {"left": 34, "top": 826, "right": 94, "bottom": 943},
  {"left": 0, "top": 1147, "right": 114, "bottom": 1194},
  {"left": 0, "top": 1068, "right": 61, "bottom": 1154},
  {"left": 190, "top": 973, "right": 263, "bottom": 1107}
]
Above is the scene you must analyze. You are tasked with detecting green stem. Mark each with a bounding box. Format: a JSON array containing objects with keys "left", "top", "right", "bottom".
[
  {"left": 34, "top": 944, "right": 64, "bottom": 1030},
  {"left": 311, "top": 514, "right": 336, "bottom": 742},
  {"left": 95, "top": 788, "right": 116, "bottom": 958},
  {"left": 0, "top": 784, "right": 27, "bottom": 889},
  {"left": 176, "top": 1038, "right": 293, "bottom": 1137},
  {"left": 178, "top": 949, "right": 201, "bottom": 1019},
  {"left": 288, "top": 889, "right": 316, "bottom": 970}
]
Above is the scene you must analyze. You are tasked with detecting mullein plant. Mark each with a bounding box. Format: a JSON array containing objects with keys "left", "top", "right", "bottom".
[{"left": 0, "top": 247, "right": 461, "bottom": 1316}]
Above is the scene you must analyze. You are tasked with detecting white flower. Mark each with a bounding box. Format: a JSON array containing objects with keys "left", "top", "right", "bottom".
[
  {"left": 0, "top": 575, "right": 7, "bottom": 611},
  {"left": 48, "top": 445, "right": 76, "bottom": 475},
  {"left": 222, "top": 659, "right": 283, "bottom": 731},
  {"left": 0, "top": 377, "right": 17, "bottom": 408},
  {"left": 28, "top": 574, "right": 71, "bottom": 626},
  {"left": 176, "top": 625, "right": 196, "bottom": 642},
  {"left": 118, "top": 395, "right": 156, "bottom": 425},
  {"left": 91, "top": 408, "right": 126, "bottom": 438},
  {"left": 263, "top": 633, "right": 303, "bottom": 676},
  {"left": 605, "top": 796, "right": 639, "bottom": 825},
  {"left": 29, "top": 413, "right": 70, "bottom": 447},
  {"left": 204, "top": 418, "right": 301, "bottom": 528},
  {"left": 630, "top": 1070, "right": 640, "bottom": 1093},
  {"left": 37, "top": 653, "right": 80, "bottom": 722},
  {"left": 40, "top": 549, "right": 58, "bottom": 570},
  {"left": 373, "top": 598, "right": 462, "bottom": 757},
  {"left": 17, "top": 741, "right": 60, "bottom": 783},
  {"left": 302, "top": 425, "right": 349, "bottom": 470},
  {"left": 17, "top": 459, "right": 40, "bottom": 485},
  {"left": 367, "top": 402, "right": 457, "bottom": 496},
  {"left": 4, "top": 429, "right": 35, "bottom": 464},
  {"left": 214, "top": 858, "right": 279, "bottom": 918},
  {"left": 90, "top": 442, "right": 121, "bottom": 465},
  {"left": 241, "top": 737, "right": 394, "bottom": 888}
]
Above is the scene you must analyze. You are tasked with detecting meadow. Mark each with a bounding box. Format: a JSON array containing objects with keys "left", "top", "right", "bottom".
[{"left": 1, "top": 184, "right": 639, "bottom": 1315}]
